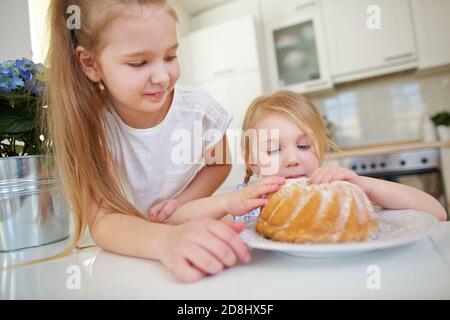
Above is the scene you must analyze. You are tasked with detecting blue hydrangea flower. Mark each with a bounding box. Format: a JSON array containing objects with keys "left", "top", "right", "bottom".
[
  {"left": 0, "top": 65, "right": 13, "bottom": 77},
  {"left": 0, "top": 58, "right": 45, "bottom": 95}
]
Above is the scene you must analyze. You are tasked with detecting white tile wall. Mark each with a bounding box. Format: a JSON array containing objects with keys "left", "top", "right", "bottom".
[{"left": 312, "top": 69, "right": 450, "bottom": 149}]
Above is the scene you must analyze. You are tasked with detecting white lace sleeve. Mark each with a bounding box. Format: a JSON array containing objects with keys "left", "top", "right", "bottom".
[
  {"left": 174, "top": 85, "right": 233, "bottom": 151},
  {"left": 201, "top": 92, "right": 233, "bottom": 151}
]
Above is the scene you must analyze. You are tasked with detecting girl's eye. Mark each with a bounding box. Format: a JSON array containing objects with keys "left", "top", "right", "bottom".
[
  {"left": 298, "top": 144, "right": 311, "bottom": 150},
  {"left": 128, "top": 61, "right": 146, "bottom": 68},
  {"left": 165, "top": 55, "right": 178, "bottom": 62},
  {"left": 267, "top": 148, "right": 280, "bottom": 155}
]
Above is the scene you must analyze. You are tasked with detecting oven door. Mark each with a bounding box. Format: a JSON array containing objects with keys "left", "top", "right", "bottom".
[{"left": 366, "top": 168, "right": 448, "bottom": 214}]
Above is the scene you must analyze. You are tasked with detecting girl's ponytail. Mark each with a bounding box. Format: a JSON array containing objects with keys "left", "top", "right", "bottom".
[{"left": 16, "top": 0, "right": 162, "bottom": 267}]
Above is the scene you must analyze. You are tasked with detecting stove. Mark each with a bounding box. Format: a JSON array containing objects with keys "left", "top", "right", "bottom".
[
  {"left": 340, "top": 148, "right": 447, "bottom": 213},
  {"left": 341, "top": 148, "right": 440, "bottom": 176}
]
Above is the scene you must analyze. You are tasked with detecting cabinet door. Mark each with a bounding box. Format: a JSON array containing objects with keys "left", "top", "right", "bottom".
[
  {"left": 411, "top": 0, "right": 450, "bottom": 69},
  {"left": 187, "top": 27, "right": 222, "bottom": 85},
  {"left": 187, "top": 15, "right": 260, "bottom": 85},
  {"left": 266, "top": 2, "right": 332, "bottom": 93},
  {"left": 323, "top": 0, "right": 418, "bottom": 83},
  {"left": 217, "top": 16, "right": 260, "bottom": 79}
]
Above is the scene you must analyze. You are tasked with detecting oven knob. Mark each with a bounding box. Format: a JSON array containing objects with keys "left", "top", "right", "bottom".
[
  {"left": 361, "top": 164, "right": 367, "bottom": 170},
  {"left": 421, "top": 158, "right": 428, "bottom": 164},
  {"left": 371, "top": 163, "right": 377, "bottom": 169},
  {"left": 400, "top": 160, "right": 406, "bottom": 166},
  {"left": 380, "top": 162, "right": 386, "bottom": 168},
  {"left": 351, "top": 165, "right": 357, "bottom": 170}
]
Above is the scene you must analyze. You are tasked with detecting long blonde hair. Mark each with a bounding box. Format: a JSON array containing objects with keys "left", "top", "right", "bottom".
[
  {"left": 242, "top": 90, "right": 338, "bottom": 184},
  {"left": 18, "top": 0, "right": 178, "bottom": 267}
]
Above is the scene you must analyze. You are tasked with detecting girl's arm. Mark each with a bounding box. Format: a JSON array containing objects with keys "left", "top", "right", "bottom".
[
  {"left": 310, "top": 167, "right": 447, "bottom": 221},
  {"left": 175, "top": 134, "right": 232, "bottom": 204},
  {"left": 87, "top": 196, "right": 251, "bottom": 283},
  {"left": 148, "top": 135, "right": 231, "bottom": 221},
  {"left": 356, "top": 176, "right": 447, "bottom": 221},
  {"left": 175, "top": 163, "right": 231, "bottom": 204},
  {"left": 166, "top": 176, "right": 286, "bottom": 225}
]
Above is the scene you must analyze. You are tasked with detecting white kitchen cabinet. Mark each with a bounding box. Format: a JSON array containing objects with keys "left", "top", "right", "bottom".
[
  {"left": 186, "top": 15, "right": 260, "bottom": 85},
  {"left": 182, "top": 15, "right": 264, "bottom": 189},
  {"left": 259, "top": 0, "right": 317, "bottom": 22},
  {"left": 265, "top": 1, "right": 332, "bottom": 93},
  {"left": 411, "top": 0, "right": 450, "bottom": 70},
  {"left": 322, "top": 0, "right": 418, "bottom": 83},
  {"left": 199, "top": 70, "right": 264, "bottom": 189}
]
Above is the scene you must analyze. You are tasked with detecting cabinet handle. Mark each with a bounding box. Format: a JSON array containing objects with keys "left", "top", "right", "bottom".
[
  {"left": 213, "top": 68, "right": 235, "bottom": 77},
  {"left": 303, "top": 80, "right": 328, "bottom": 88},
  {"left": 384, "top": 52, "right": 414, "bottom": 62}
]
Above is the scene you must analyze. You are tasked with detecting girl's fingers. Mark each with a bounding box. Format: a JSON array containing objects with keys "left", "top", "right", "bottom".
[
  {"left": 322, "top": 170, "right": 339, "bottom": 183},
  {"left": 310, "top": 168, "right": 330, "bottom": 184},
  {"left": 148, "top": 201, "right": 166, "bottom": 219},
  {"left": 207, "top": 222, "right": 250, "bottom": 263},
  {"left": 227, "top": 221, "right": 246, "bottom": 232},
  {"left": 184, "top": 245, "right": 225, "bottom": 275},
  {"left": 243, "top": 198, "right": 268, "bottom": 212},
  {"left": 250, "top": 183, "right": 281, "bottom": 198},
  {"left": 194, "top": 232, "right": 238, "bottom": 268},
  {"left": 257, "top": 176, "right": 286, "bottom": 186},
  {"left": 160, "top": 202, "right": 177, "bottom": 221},
  {"left": 332, "top": 172, "right": 351, "bottom": 182},
  {"left": 322, "top": 169, "right": 355, "bottom": 184},
  {"left": 173, "top": 258, "right": 206, "bottom": 283}
]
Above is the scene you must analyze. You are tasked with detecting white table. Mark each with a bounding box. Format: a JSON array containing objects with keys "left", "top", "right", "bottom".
[{"left": 1, "top": 223, "right": 450, "bottom": 299}]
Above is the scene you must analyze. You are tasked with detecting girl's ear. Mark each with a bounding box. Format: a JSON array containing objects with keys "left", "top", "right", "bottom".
[{"left": 75, "top": 46, "right": 102, "bottom": 83}]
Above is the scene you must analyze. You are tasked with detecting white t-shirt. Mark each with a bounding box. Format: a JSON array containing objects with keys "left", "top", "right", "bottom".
[{"left": 103, "top": 84, "right": 233, "bottom": 215}]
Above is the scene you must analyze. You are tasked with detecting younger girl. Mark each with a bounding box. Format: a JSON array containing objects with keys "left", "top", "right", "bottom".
[
  {"left": 44, "top": 0, "right": 281, "bottom": 283},
  {"left": 159, "top": 90, "right": 447, "bottom": 224},
  {"left": 239, "top": 90, "right": 446, "bottom": 221}
]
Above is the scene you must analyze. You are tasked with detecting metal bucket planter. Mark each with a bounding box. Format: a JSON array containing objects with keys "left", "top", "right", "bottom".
[{"left": 0, "top": 155, "right": 70, "bottom": 252}]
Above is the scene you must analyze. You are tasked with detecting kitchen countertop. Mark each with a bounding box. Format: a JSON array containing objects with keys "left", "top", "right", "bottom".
[
  {"left": 326, "top": 140, "right": 450, "bottom": 160},
  {"left": 1, "top": 222, "right": 450, "bottom": 299}
]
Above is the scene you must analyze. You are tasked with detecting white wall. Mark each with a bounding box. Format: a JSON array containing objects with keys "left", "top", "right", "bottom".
[
  {"left": 28, "top": 0, "right": 50, "bottom": 64},
  {"left": 24, "top": 0, "right": 191, "bottom": 66},
  {"left": 171, "top": 0, "right": 192, "bottom": 37},
  {"left": 0, "top": 0, "right": 32, "bottom": 61}
]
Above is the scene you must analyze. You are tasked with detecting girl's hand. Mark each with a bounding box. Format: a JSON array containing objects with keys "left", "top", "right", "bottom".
[
  {"left": 220, "top": 176, "right": 286, "bottom": 217},
  {"left": 148, "top": 199, "right": 182, "bottom": 223},
  {"left": 159, "top": 218, "right": 251, "bottom": 283},
  {"left": 310, "top": 166, "right": 366, "bottom": 191}
]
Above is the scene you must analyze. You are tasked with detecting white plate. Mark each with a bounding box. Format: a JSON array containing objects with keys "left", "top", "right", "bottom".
[{"left": 240, "top": 210, "right": 439, "bottom": 258}]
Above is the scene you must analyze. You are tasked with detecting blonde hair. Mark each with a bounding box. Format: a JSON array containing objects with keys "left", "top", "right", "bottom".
[
  {"left": 242, "top": 90, "right": 337, "bottom": 184},
  {"left": 14, "top": 0, "right": 178, "bottom": 268}
]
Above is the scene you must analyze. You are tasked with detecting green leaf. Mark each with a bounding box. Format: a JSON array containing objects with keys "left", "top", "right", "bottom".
[
  {"left": 431, "top": 111, "right": 450, "bottom": 127},
  {"left": 0, "top": 107, "right": 36, "bottom": 134}
]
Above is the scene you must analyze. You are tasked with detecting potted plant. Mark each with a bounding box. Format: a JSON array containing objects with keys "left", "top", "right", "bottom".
[
  {"left": 0, "top": 58, "right": 69, "bottom": 252},
  {"left": 431, "top": 111, "right": 450, "bottom": 142}
]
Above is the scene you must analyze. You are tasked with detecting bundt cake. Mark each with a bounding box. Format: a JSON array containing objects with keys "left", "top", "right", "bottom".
[{"left": 256, "top": 178, "right": 379, "bottom": 243}]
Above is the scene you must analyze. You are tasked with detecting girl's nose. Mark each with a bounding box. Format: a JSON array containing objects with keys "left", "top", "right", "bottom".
[
  {"left": 284, "top": 148, "right": 301, "bottom": 167},
  {"left": 150, "top": 64, "right": 170, "bottom": 85},
  {"left": 285, "top": 158, "right": 301, "bottom": 167}
]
